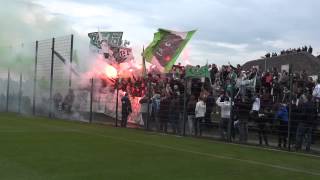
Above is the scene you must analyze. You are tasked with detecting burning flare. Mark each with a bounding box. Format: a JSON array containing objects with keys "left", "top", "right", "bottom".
[{"left": 105, "top": 64, "right": 118, "bottom": 78}]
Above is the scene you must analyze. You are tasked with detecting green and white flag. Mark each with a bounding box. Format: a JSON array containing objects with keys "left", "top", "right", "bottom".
[
  {"left": 185, "top": 65, "right": 210, "bottom": 79},
  {"left": 88, "top": 32, "right": 123, "bottom": 49},
  {"left": 143, "top": 29, "right": 196, "bottom": 73}
]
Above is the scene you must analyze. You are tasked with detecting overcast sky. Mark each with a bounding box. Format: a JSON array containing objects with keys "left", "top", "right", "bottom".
[{"left": 1, "top": 0, "right": 320, "bottom": 66}]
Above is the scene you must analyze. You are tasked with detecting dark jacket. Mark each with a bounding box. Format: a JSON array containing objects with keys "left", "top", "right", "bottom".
[
  {"left": 301, "top": 102, "right": 316, "bottom": 126},
  {"left": 159, "top": 97, "right": 170, "bottom": 122},
  {"left": 121, "top": 96, "right": 132, "bottom": 115},
  {"left": 187, "top": 98, "right": 196, "bottom": 115},
  {"left": 291, "top": 104, "right": 302, "bottom": 127},
  {"left": 169, "top": 97, "right": 180, "bottom": 121},
  {"left": 206, "top": 95, "right": 215, "bottom": 113}
]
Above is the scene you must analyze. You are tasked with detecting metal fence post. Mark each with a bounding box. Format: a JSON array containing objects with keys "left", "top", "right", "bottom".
[
  {"left": 6, "top": 69, "right": 10, "bottom": 112},
  {"left": 49, "top": 38, "right": 55, "bottom": 118},
  {"left": 115, "top": 78, "right": 119, "bottom": 127},
  {"left": 228, "top": 90, "right": 234, "bottom": 142},
  {"left": 69, "top": 34, "right": 74, "bottom": 88},
  {"left": 146, "top": 79, "right": 151, "bottom": 130},
  {"left": 287, "top": 64, "right": 293, "bottom": 151},
  {"left": 18, "top": 73, "right": 22, "bottom": 113},
  {"left": 89, "top": 78, "right": 93, "bottom": 123},
  {"left": 33, "top": 40, "right": 38, "bottom": 116},
  {"left": 183, "top": 78, "right": 188, "bottom": 136}
]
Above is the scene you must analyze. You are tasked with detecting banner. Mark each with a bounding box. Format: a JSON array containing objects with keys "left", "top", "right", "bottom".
[
  {"left": 88, "top": 32, "right": 123, "bottom": 49},
  {"left": 143, "top": 29, "right": 196, "bottom": 72},
  {"left": 111, "top": 47, "right": 134, "bottom": 63},
  {"left": 88, "top": 32, "right": 134, "bottom": 64},
  {"left": 185, "top": 65, "right": 210, "bottom": 79}
]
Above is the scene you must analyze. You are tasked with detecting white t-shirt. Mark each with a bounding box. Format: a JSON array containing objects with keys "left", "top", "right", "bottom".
[
  {"left": 252, "top": 97, "right": 260, "bottom": 111},
  {"left": 195, "top": 101, "right": 206, "bottom": 118},
  {"left": 216, "top": 97, "right": 232, "bottom": 119},
  {"left": 313, "top": 84, "right": 320, "bottom": 98}
]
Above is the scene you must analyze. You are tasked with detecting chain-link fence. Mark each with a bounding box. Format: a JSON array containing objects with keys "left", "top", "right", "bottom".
[
  {"left": 1, "top": 68, "right": 320, "bottom": 154},
  {"left": 0, "top": 69, "right": 9, "bottom": 112},
  {"left": 0, "top": 35, "right": 319, "bottom": 155}
]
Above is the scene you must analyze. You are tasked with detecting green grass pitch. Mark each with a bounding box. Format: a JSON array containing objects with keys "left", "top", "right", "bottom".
[{"left": 0, "top": 113, "right": 320, "bottom": 180}]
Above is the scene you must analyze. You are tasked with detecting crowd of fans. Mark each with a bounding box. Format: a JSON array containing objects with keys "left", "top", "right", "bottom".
[
  {"left": 120, "top": 62, "right": 319, "bottom": 152},
  {"left": 0, "top": 59, "right": 319, "bottom": 153},
  {"left": 2, "top": 59, "right": 318, "bottom": 152},
  {"left": 265, "top": 45, "right": 313, "bottom": 58}
]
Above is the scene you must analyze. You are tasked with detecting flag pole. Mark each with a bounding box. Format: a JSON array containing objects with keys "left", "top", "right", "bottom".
[
  {"left": 142, "top": 46, "right": 147, "bottom": 78},
  {"left": 142, "top": 46, "right": 151, "bottom": 130},
  {"left": 206, "top": 59, "right": 212, "bottom": 85}
]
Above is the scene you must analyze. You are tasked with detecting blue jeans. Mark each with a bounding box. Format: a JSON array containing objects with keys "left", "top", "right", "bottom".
[
  {"left": 220, "top": 118, "right": 231, "bottom": 141},
  {"left": 295, "top": 123, "right": 312, "bottom": 151},
  {"left": 194, "top": 117, "right": 203, "bottom": 136},
  {"left": 170, "top": 113, "right": 180, "bottom": 134},
  {"left": 238, "top": 120, "right": 248, "bottom": 143}
]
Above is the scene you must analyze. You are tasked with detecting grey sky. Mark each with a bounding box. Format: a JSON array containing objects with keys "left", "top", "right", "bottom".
[{"left": 1, "top": 0, "right": 319, "bottom": 66}]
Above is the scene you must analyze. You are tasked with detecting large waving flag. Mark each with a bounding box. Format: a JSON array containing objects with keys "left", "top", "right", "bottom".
[{"left": 143, "top": 29, "right": 196, "bottom": 72}]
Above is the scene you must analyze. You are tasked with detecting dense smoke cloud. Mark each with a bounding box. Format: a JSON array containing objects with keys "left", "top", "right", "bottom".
[{"left": 0, "top": 0, "right": 74, "bottom": 72}]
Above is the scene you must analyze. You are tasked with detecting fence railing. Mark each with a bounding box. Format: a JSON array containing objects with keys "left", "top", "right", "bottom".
[
  {"left": 0, "top": 70, "right": 319, "bottom": 155},
  {"left": 0, "top": 34, "right": 319, "bottom": 155}
]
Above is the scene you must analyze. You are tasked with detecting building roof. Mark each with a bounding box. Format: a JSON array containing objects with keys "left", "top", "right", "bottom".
[{"left": 242, "top": 52, "right": 320, "bottom": 75}]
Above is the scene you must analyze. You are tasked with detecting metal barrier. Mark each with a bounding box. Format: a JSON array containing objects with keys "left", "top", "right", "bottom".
[{"left": 0, "top": 34, "right": 319, "bottom": 155}]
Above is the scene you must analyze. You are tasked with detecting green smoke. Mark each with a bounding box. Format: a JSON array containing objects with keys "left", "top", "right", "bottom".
[{"left": 0, "top": 0, "right": 74, "bottom": 75}]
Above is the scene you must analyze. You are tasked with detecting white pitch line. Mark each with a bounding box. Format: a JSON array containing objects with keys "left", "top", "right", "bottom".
[
  {"left": 0, "top": 129, "right": 76, "bottom": 133},
  {"left": 181, "top": 135, "right": 320, "bottom": 159},
  {"left": 15, "top": 120, "right": 320, "bottom": 176},
  {"left": 75, "top": 130, "right": 320, "bottom": 176}
]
